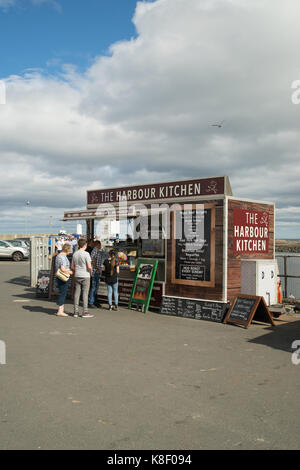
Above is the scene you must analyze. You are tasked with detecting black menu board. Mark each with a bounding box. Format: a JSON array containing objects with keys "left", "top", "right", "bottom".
[
  {"left": 159, "top": 296, "right": 228, "bottom": 323},
  {"left": 227, "top": 297, "right": 257, "bottom": 323},
  {"left": 224, "top": 294, "right": 275, "bottom": 328},
  {"left": 36, "top": 270, "right": 51, "bottom": 298},
  {"left": 171, "top": 205, "right": 215, "bottom": 287}
]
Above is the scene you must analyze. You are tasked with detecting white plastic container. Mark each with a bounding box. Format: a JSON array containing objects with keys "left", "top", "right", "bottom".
[{"left": 241, "top": 259, "right": 278, "bottom": 306}]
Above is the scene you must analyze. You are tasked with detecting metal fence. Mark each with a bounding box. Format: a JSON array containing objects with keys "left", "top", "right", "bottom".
[
  {"left": 30, "top": 237, "right": 56, "bottom": 288},
  {"left": 276, "top": 254, "right": 300, "bottom": 300}
]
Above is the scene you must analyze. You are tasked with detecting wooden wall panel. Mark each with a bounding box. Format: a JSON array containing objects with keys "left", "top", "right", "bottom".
[
  {"left": 227, "top": 199, "right": 275, "bottom": 301},
  {"left": 165, "top": 200, "right": 224, "bottom": 301}
]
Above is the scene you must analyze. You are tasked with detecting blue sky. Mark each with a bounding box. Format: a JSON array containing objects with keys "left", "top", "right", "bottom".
[
  {"left": 0, "top": 0, "right": 142, "bottom": 77},
  {"left": 0, "top": 0, "right": 300, "bottom": 238}
]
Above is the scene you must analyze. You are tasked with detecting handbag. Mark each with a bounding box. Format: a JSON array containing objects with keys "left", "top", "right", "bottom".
[{"left": 56, "top": 268, "right": 70, "bottom": 283}]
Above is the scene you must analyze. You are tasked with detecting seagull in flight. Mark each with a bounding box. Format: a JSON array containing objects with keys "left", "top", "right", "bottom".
[{"left": 211, "top": 120, "right": 225, "bottom": 128}]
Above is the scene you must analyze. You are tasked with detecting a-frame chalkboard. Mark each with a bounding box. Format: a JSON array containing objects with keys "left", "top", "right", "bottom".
[
  {"left": 224, "top": 294, "right": 275, "bottom": 329},
  {"left": 129, "top": 259, "right": 158, "bottom": 313}
]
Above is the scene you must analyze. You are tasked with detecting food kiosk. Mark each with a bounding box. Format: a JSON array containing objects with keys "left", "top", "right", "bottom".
[{"left": 61, "top": 175, "right": 275, "bottom": 316}]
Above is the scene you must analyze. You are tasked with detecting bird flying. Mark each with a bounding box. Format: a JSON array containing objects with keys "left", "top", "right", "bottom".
[{"left": 211, "top": 120, "right": 225, "bottom": 128}]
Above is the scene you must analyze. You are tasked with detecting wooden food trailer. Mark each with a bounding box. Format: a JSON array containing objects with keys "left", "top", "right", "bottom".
[{"left": 61, "top": 175, "right": 275, "bottom": 320}]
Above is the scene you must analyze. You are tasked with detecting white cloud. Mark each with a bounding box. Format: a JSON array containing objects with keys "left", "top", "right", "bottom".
[{"left": 1, "top": 0, "right": 300, "bottom": 237}]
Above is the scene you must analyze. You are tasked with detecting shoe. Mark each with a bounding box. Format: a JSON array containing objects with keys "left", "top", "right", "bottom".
[
  {"left": 88, "top": 304, "right": 96, "bottom": 309},
  {"left": 81, "top": 313, "right": 94, "bottom": 318},
  {"left": 113, "top": 305, "right": 118, "bottom": 311},
  {"left": 95, "top": 303, "right": 102, "bottom": 308},
  {"left": 73, "top": 313, "right": 78, "bottom": 318},
  {"left": 56, "top": 312, "right": 68, "bottom": 317},
  {"left": 108, "top": 305, "right": 113, "bottom": 311}
]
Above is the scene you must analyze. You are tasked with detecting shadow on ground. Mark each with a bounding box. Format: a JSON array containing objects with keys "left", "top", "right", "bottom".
[
  {"left": 22, "top": 305, "right": 57, "bottom": 316},
  {"left": 6, "top": 275, "right": 30, "bottom": 286},
  {"left": 248, "top": 318, "right": 300, "bottom": 353}
]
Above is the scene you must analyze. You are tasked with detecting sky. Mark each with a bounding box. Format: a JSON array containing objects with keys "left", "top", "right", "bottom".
[{"left": 0, "top": 0, "right": 299, "bottom": 238}]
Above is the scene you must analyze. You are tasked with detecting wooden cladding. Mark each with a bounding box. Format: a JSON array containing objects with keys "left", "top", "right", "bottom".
[
  {"left": 227, "top": 199, "right": 274, "bottom": 302},
  {"left": 165, "top": 197, "right": 275, "bottom": 303},
  {"left": 166, "top": 200, "right": 223, "bottom": 301}
]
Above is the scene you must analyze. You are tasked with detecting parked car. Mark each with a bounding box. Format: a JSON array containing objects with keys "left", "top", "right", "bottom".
[
  {"left": 0, "top": 240, "right": 29, "bottom": 261},
  {"left": 4, "top": 239, "right": 30, "bottom": 251}
]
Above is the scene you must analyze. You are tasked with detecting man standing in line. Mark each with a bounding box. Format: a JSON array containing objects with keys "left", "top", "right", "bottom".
[
  {"left": 85, "top": 239, "right": 95, "bottom": 255},
  {"left": 71, "top": 238, "right": 94, "bottom": 318},
  {"left": 56, "top": 237, "right": 63, "bottom": 254},
  {"left": 88, "top": 240, "right": 108, "bottom": 308}
]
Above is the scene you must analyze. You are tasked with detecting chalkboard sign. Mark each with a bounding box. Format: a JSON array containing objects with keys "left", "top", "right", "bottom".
[
  {"left": 129, "top": 259, "right": 158, "bottom": 313},
  {"left": 159, "top": 296, "right": 228, "bottom": 323},
  {"left": 171, "top": 204, "right": 215, "bottom": 287},
  {"left": 36, "top": 270, "right": 51, "bottom": 298},
  {"left": 224, "top": 294, "right": 275, "bottom": 328}
]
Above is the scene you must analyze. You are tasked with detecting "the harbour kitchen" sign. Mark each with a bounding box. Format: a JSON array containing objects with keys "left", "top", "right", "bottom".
[
  {"left": 233, "top": 209, "right": 269, "bottom": 254},
  {"left": 87, "top": 177, "right": 226, "bottom": 206}
]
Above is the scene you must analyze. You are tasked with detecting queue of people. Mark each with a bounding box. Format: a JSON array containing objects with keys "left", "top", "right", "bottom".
[
  {"left": 55, "top": 237, "right": 119, "bottom": 318},
  {"left": 55, "top": 235, "right": 78, "bottom": 254}
]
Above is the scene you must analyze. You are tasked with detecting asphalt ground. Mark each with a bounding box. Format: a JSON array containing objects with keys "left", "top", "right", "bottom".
[{"left": 0, "top": 261, "right": 300, "bottom": 451}]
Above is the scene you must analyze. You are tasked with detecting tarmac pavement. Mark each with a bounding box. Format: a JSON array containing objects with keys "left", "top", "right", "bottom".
[{"left": 0, "top": 261, "right": 300, "bottom": 450}]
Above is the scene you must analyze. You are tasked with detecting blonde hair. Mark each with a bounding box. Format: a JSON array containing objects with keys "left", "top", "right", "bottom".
[{"left": 62, "top": 243, "right": 71, "bottom": 253}]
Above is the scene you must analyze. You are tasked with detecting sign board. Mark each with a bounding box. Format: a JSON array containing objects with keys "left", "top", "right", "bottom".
[
  {"left": 159, "top": 296, "right": 228, "bottom": 323},
  {"left": 87, "top": 176, "right": 228, "bottom": 206},
  {"left": 97, "top": 278, "right": 163, "bottom": 308},
  {"left": 129, "top": 259, "right": 158, "bottom": 312},
  {"left": 142, "top": 238, "right": 164, "bottom": 257},
  {"left": 233, "top": 209, "right": 269, "bottom": 254},
  {"left": 171, "top": 204, "right": 215, "bottom": 287},
  {"left": 224, "top": 294, "right": 275, "bottom": 328},
  {"left": 36, "top": 270, "right": 51, "bottom": 298}
]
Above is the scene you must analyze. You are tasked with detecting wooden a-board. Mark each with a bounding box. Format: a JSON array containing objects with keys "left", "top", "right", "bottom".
[{"left": 224, "top": 294, "right": 275, "bottom": 329}]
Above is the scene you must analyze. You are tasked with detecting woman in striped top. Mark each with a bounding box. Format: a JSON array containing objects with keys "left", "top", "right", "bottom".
[{"left": 55, "top": 243, "right": 73, "bottom": 317}]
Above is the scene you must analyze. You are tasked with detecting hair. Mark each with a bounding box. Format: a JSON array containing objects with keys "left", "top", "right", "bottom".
[
  {"left": 62, "top": 243, "right": 71, "bottom": 253},
  {"left": 109, "top": 250, "right": 116, "bottom": 276},
  {"left": 78, "top": 238, "right": 87, "bottom": 249},
  {"left": 94, "top": 240, "right": 101, "bottom": 248}
]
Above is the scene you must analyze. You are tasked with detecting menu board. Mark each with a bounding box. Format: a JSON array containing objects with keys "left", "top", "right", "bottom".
[
  {"left": 129, "top": 259, "right": 158, "bottom": 313},
  {"left": 36, "top": 270, "right": 51, "bottom": 298},
  {"left": 142, "top": 238, "right": 164, "bottom": 257},
  {"left": 132, "top": 263, "right": 155, "bottom": 301},
  {"left": 227, "top": 297, "right": 257, "bottom": 323},
  {"left": 159, "top": 296, "right": 228, "bottom": 323},
  {"left": 171, "top": 205, "right": 215, "bottom": 287},
  {"left": 224, "top": 294, "right": 275, "bottom": 329}
]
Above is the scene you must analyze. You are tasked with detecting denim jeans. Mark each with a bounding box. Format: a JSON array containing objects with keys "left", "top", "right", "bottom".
[
  {"left": 107, "top": 281, "right": 118, "bottom": 306},
  {"left": 56, "top": 277, "right": 71, "bottom": 307},
  {"left": 88, "top": 272, "right": 101, "bottom": 305}
]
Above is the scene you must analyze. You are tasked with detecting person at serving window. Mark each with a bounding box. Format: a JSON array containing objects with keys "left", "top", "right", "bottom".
[
  {"left": 88, "top": 240, "right": 108, "bottom": 308},
  {"left": 56, "top": 237, "right": 63, "bottom": 254},
  {"left": 103, "top": 250, "right": 119, "bottom": 311},
  {"left": 85, "top": 239, "right": 95, "bottom": 255}
]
